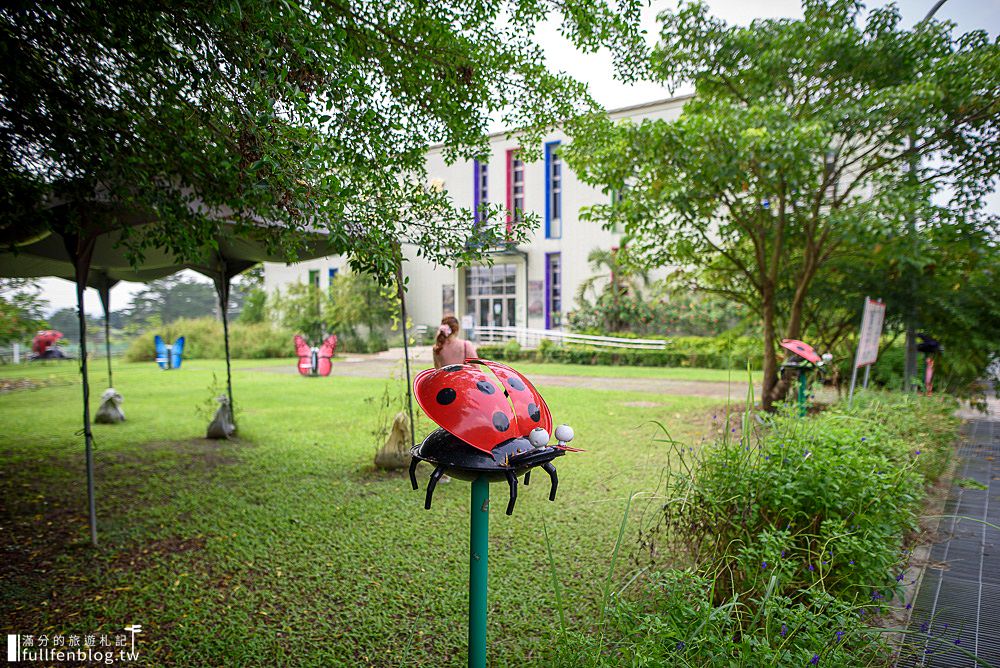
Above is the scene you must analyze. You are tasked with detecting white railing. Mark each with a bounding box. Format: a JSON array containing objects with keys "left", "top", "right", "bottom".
[{"left": 473, "top": 326, "right": 668, "bottom": 350}]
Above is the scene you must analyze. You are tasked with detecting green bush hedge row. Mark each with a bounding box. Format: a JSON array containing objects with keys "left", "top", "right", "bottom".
[
  {"left": 123, "top": 317, "right": 391, "bottom": 362},
  {"left": 551, "top": 391, "right": 961, "bottom": 666},
  {"left": 124, "top": 318, "right": 295, "bottom": 362},
  {"left": 476, "top": 334, "right": 763, "bottom": 369}
]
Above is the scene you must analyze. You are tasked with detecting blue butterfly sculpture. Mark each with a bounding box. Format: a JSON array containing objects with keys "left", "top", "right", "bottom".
[{"left": 154, "top": 335, "right": 185, "bottom": 370}]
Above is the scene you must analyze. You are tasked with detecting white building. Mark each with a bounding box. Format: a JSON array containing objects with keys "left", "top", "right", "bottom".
[{"left": 263, "top": 95, "right": 689, "bottom": 336}]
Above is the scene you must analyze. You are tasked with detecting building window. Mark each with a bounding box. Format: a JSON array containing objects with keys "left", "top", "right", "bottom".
[
  {"left": 506, "top": 149, "right": 524, "bottom": 234},
  {"left": 546, "top": 253, "right": 562, "bottom": 328},
  {"left": 465, "top": 264, "right": 517, "bottom": 328},
  {"left": 545, "top": 141, "right": 562, "bottom": 238},
  {"left": 328, "top": 267, "right": 338, "bottom": 281},
  {"left": 308, "top": 269, "right": 320, "bottom": 289},
  {"left": 473, "top": 160, "right": 488, "bottom": 223}
]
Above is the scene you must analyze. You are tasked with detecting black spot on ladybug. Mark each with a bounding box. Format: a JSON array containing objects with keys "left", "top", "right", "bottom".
[
  {"left": 476, "top": 380, "right": 496, "bottom": 395},
  {"left": 527, "top": 402, "right": 541, "bottom": 422},
  {"left": 492, "top": 411, "right": 510, "bottom": 432},
  {"left": 443, "top": 364, "right": 464, "bottom": 372},
  {"left": 436, "top": 388, "right": 457, "bottom": 405},
  {"left": 507, "top": 376, "right": 526, "bottom": 391}
]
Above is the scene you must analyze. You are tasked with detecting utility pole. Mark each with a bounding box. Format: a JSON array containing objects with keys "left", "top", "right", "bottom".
[{"left": 903, "top": 0, "right": 949, "bottom": 392}]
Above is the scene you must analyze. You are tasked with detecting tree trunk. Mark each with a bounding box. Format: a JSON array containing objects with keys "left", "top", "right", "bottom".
[{"left": 761, "top": 290, "right": 779, "bottom": 411}]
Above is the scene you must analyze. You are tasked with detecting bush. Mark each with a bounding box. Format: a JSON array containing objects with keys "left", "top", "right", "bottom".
[
  {"left": 476, "top": 334, "right": 764, "bottom": 369},
  {"left": 124, "top": 317, "right": 295, "bottom": 361},
  {"left": 552, "top": 391, "right": 960, "bottom": 666}
]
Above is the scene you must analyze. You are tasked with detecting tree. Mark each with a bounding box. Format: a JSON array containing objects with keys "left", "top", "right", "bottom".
[
  {"left": 1, "top": 1, "right": 646, "bottom": 279},
  {"left": 571, "top": 247, "right": 651, "bottom": 332},
  {"left": 801, "top": 207, "right": 1000, "bottom": 397},
  {"left": 0, "top": 278, "right": 47, "bottom": 343},
  {"left": 328, "top": 272, "right": 397, "bottom": 341},
  {"left": 565, "top": 0, "right": 1000, "bottom": 408},
  {"left": 46, "top": 307, "right": 105, "bottom": 343},
  {"left": 123, "top": 275, "right": 218, "bottom": 327}
]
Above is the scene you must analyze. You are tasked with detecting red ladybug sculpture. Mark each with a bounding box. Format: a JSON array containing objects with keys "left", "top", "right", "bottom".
[{"left": 409, "top": 359, "right": 578, "bottom": 515}]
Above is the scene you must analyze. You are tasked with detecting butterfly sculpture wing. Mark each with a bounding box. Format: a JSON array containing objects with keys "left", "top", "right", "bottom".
[
  {"left": 294, "top": 335, "right": 312, "bottom": 375},
  {"left": 154, "top": 335, "right": 169, "bottom": 369},
  {"left": 171, "top": 336, "right": 185, "bottom": 369},
  {"left": 317, "top": 334, "right": 337, "bottom": 376},
  {"left": 779, "top": 339, "right": 820, "bottom": 364},
  {"left": 414, "top": 363, "right": 519, "bottom": 454}
]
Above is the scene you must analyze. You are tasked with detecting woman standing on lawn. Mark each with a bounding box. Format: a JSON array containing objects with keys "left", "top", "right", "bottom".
[{"left": 433, "top": 315, "right": 477, "bottom": 368}]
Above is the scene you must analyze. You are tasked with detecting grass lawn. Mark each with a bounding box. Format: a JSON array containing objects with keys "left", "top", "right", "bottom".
[{"left": 0, "top": 358, "right": 729, "bottom": 666}]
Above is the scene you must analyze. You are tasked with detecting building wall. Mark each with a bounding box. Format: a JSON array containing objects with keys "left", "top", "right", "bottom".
[{"left": 263, "top": 95, "right": 689, "bottom": 337}]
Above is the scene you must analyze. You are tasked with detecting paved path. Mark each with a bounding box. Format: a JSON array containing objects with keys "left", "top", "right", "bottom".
[
  {"left": 901, "top": 416, "right": 1000, "bottom": 667},
  {"left": 245, "top": 348, "right": 759, "bottom": 399}
]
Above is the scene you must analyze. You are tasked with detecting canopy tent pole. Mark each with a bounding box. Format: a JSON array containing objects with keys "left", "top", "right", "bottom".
[
  {"left": 212, "top": 264, "right": 235, "bottom": 428},
  {"left": 396, "top": 256, "right": 416, "bottom": 449},
  {"left": 65, "top": 232, "right": 99, "bottom": 547},
  {"left": 96, "top": 273, "right": 113, "bottom": 388}
]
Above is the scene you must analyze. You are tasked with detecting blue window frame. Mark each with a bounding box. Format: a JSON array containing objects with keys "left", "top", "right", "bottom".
[
  {"left": 473, "top": 159, "right": 488, "bottom": 223},
  {"left": 545, "top": 252, "right": 562, "bottom": 329},
  {"left": 545, "top": 141, "right": 562, "bottom": 239}
]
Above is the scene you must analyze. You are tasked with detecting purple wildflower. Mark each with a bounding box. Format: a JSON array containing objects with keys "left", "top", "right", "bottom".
[
  {"left": 861, "top": 437, "right": 866, "bottom": 442},
  {"left": 780, "top": 624, "right": 787, "bottom": 637},
  {"left": 905, "top": 603, "right": 912, "bottom": 610},
  {"left": 836, "top": 631, "right": 844, "bottom": 642},
  {"left": 811, "top": 654, "right": 820, "bottom": 665},
  {"left": 676, "top": 641, "right": 685, "bottom": 651},
  {"left": 762, "top": 561, "right": 768, "bottom": 569},
  {"left": 896, "top": 573, "right": 905, "bottom": 582},
  {"left": 781, "top": 550, "right": 787, "bottom": 558},
  {"left": 808, "top": 564, "right": 815, "bottom": 572},
  {"left": 920, "top": 622, "right": 929, "bottom": 633}
]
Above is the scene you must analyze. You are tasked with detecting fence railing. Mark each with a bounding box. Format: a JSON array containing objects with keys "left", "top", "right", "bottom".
[
  {"left": 0, "top": 342, "right": 130, "bottom": 364},
  {"left": 473, "top": 326, "right": 669, "bottom": 350}
]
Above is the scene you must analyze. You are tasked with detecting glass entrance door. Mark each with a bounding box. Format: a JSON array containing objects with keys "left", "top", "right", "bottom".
[{"left": 466, "top": 264, "right": 517, "bottom": 329}]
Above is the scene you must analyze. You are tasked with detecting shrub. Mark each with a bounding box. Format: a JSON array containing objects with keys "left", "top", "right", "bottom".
[
  {"left": 551, "top": 391, "right": 960, "bottom": 666},
  {"left": 475, "top": 334, "right": 763, "bottom": 368},
  {"left": 124, "top": 317, "right": 295, "bottom": 361}
]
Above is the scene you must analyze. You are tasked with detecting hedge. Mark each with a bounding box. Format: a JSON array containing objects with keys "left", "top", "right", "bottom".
[{"left": 476, "top": 335, "right": 763, "bottom": 369}]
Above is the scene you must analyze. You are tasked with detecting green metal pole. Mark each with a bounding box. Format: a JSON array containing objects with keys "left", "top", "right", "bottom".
[
  {"left": 798, "top": 370, "right": 808, "bottom": 417},
  {"left": 469, "top": 476, "right": 489, "bottom": 668}
]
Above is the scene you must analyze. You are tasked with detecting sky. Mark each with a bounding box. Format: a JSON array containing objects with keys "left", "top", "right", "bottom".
[{"left": 33, "top": 0, "right": 1000, "bottom": 315}]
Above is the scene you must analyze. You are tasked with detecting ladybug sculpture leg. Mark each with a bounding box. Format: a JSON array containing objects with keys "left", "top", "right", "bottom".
[
  {"left": 424, "top": 465, "right": 445, "bottom": 510},
  {"left": 504, "top": 469, "right": 518, "bottom": 516},
  {"left": 523, "top": 470, "right": 531, "bottom": 486},
  {"left": 408, "top": 456, "right": 419, "bottom": 491},
  {"left": 542, "top": 462, "right": 558, "bottom": 501}
]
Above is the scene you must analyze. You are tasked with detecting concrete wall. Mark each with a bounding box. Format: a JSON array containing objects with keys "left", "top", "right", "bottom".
[{"left": 263, "top": 95, "right": 689, "bottom": 336}]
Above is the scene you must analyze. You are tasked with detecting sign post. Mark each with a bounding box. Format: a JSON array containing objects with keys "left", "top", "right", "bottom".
[{"left": 848, "top": 297, "right": 886, "bottom": 408}]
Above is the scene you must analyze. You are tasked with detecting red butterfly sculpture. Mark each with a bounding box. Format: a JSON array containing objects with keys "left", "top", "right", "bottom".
[{"left": 294, "top": 335, "right": 338, "bottom": 376}]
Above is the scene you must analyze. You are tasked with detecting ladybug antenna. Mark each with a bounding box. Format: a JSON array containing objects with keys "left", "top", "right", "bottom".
[
  {"left": 504, "top": 470, "right": 518, "bottom": 516},
  {"left": 424, "top": 465, "right": 446, "bottom": 510}
]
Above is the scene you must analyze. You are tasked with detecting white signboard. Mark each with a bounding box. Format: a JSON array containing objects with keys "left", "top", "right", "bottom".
[{"left": 855, "top": 298, "right": 886, "bottom": 368}]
